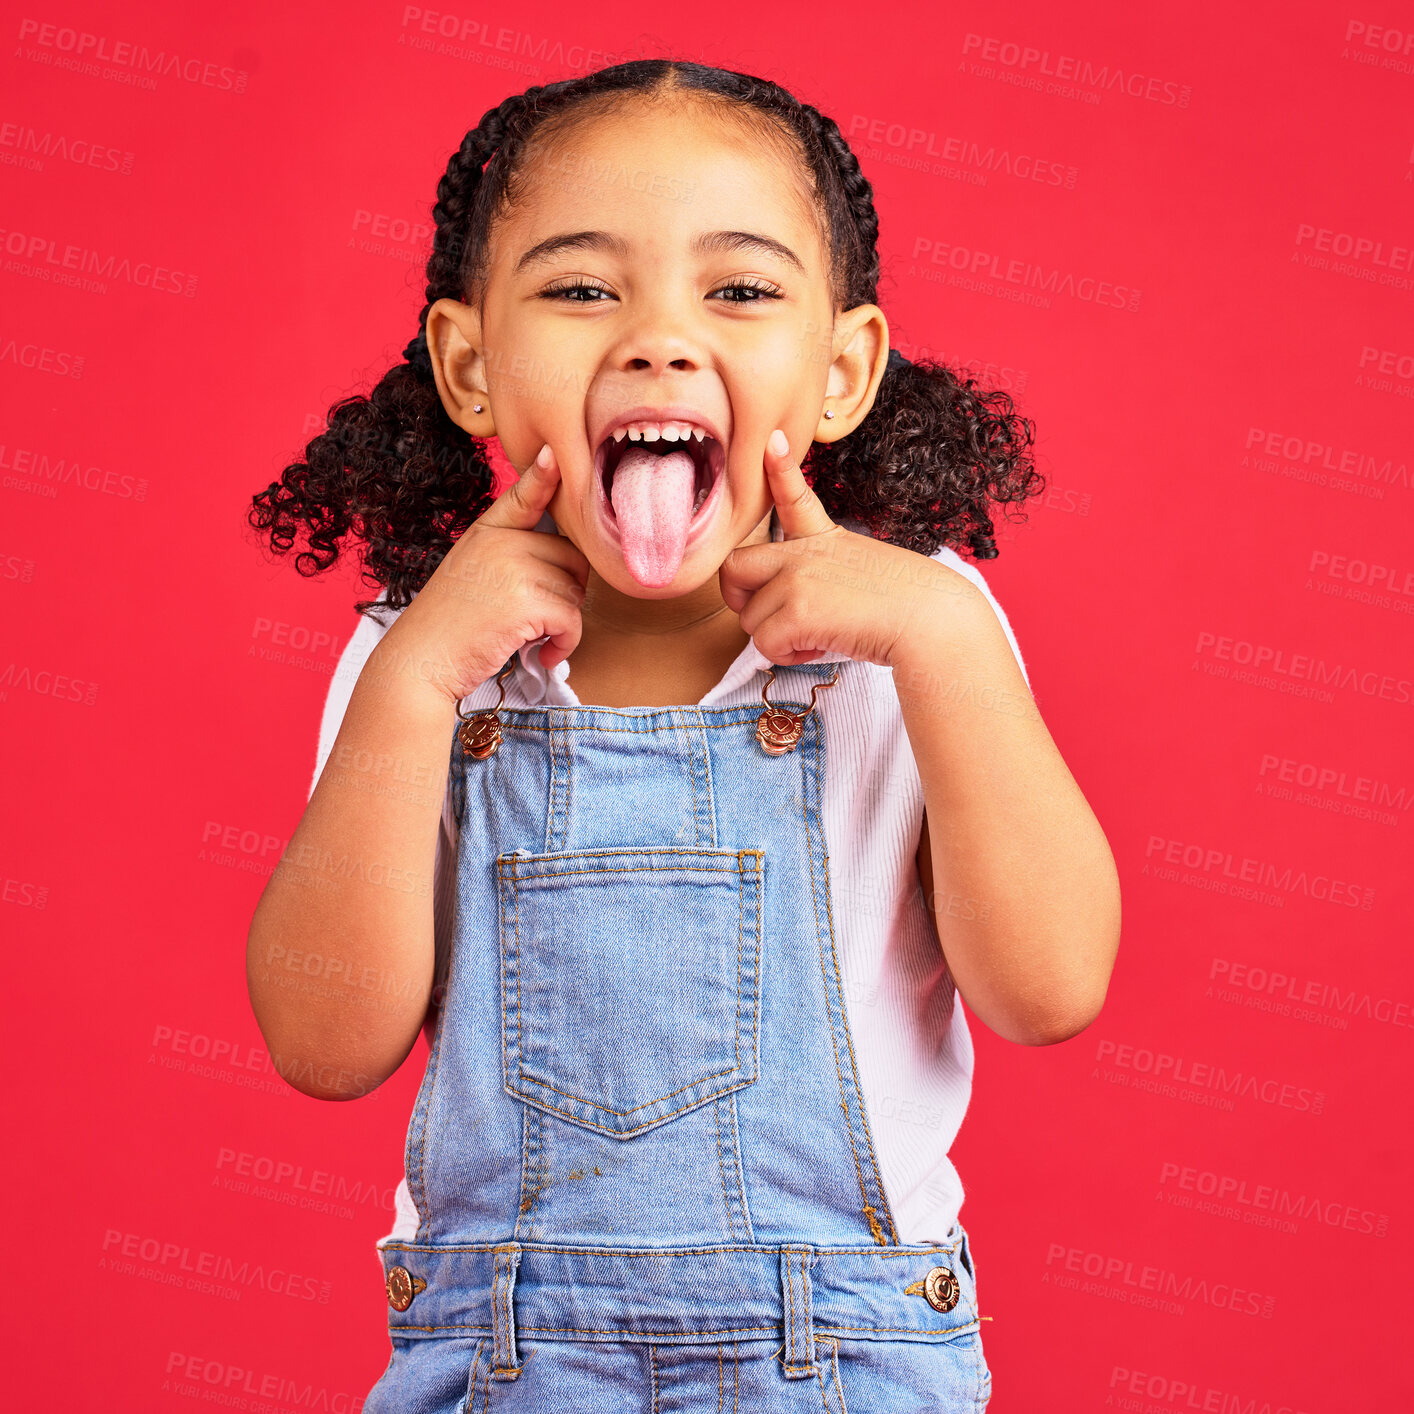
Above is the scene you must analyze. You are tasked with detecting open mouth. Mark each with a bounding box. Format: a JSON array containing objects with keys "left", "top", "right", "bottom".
[{"left": 594, "top": 432, "right": 725, "bottom": 523}]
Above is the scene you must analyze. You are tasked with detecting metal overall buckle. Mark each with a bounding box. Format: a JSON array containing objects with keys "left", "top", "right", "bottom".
[
  {"left": 456, "top": 658, "right": 841, "bottom": 759},
  {"left": 455, "top": 659, "right": 517, "bottom": 759},
  {"left": 755, "top": 665, "right": 840, "bottom": 755}
]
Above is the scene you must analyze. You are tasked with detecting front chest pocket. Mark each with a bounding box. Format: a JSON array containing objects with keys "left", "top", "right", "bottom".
[{"left": 496, "top": 846, "right": 765, "bottom": 1139}]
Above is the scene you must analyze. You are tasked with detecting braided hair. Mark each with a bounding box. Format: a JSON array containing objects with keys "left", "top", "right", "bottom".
[{"left": 249, "top": 59, "right": 1043, "bottom": 621}]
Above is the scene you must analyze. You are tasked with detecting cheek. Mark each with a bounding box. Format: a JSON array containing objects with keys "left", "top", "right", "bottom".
[
  {"left": 725, "top": 462, "right": 773, "bottom": 530},
  {"left": 546, "top": 463, "right": 596, "bottom": 527}
]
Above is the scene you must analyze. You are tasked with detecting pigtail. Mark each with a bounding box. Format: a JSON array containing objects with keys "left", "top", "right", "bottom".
[
  {"left": 248, "top": 94, "right": 538, "bottom": 622},
  {"left": 806, "top": 348, "right": 1041, "bottom": 561}
]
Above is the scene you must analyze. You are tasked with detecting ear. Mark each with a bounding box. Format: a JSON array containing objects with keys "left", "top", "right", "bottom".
[
  {"left": 815, "top": 303, "right": 889, "bottom": 445},
  {"left": 424, "top": 296, "right": 495, "bottom": 436}
]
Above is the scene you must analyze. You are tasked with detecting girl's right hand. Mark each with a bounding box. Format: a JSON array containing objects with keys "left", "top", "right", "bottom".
[{"left": 379, "top": 443, "right": 590, "bottom": 704}]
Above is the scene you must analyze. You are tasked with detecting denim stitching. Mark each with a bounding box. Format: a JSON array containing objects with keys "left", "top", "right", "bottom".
[
  {"left": 558, "top": 704, "right": 572, "bottom": 852},
  {"left": 391, "top": 1320, "right": 979, "bottom": 1337},
  {"left": 408, "top": 938, "right": 457, "bottom": 1242},
  {"left": 735, "top": 853, "right": 752, "bottom": 1085},
  {"left": 713, "top": 1096, "right": 739, "bottom": 1242},
  {"left": 783, "top": 1249, "right": 797, "bottom": 1370},
  {"left": 508, "top": 1074, "right": 757, "bottom": 1132},
  {"left": 720, "top": 1091, "right": 755, "bottom": 1243},
  {"left": 802, "top": 1251, "right": 818, "bottom": 1375},
  {"left": 490, "top": 1245, "right": 522, "bottom": 1378},
  {"left": 379, "top": 1238, "right": 960, "bottom": 1256},
  {"left": 512, "top": 1090, "right": 532, "bottom": 1234},
  {"left": 801, "top": 1251, "right": 814, "bottom": 1360},
  {"left": 795, "top": 710, "right": 887, "bottom": 1244},
  {"left": 704, "top": 714, "right": 718, "bottom": 842},
  {"left": 976, "top": 1355, "right": 992, "bottom": 1412},
  {"left": 816, "top": 1321, "right": 981, "bottom": 1337},
  {"left": 490, "top": 1251, "right": 502, "bottom": 1372},
  {"left": 792, "top": 1251, "right": 804, "bottom": 1372},
  {"left": 493, "top": 705, "right": 815, "bottom": 735},
  {"left": 709, "top": 847, "right": 762, "bottom": 1235},
  {"left": 748, "top": 862, "right": 764, "bottom": 1119},
  {"left": 683, "top": 719, "right": 696, "bottom": 842},
  {"left": 498, "top": 855, "right": 522, "bottom": 1123},
  {"left": 730, "top": 1091, "right": 756, "bottom": 1242},
  {"left": 500, "top": 851, "right": 753, "bottom": 875},
  {"left": 459, "top": 1336, "right": 485, "bottom": 1414},
  {"left": 513, "top": 1104, "right": 549, "bottom": 1237},
  {"left": 528, "top": 1105, "right": 549, "bottom": 1234},
  {"left": 687, "top": 718, "right": 703, "bottom": 847},
  {"left": 816, "top": 1336, "right": 844, "bottom": 1414},
  {"left": 810, "top": 701, "right": 899, "bottom": 1246},
  {"left": 544, "top": 704, "right": 566, "bottom": 853},
  {"left": 545, "top": 704, "right": 559, "bottom": 853},
  {"left": 782, "top": 1247, "right": 819, "bottom": 1377}
]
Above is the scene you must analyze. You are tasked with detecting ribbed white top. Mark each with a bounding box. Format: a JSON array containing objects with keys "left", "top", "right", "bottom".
[{"left": 309, "top": 510, "right": 1029, "bottom": 1245}]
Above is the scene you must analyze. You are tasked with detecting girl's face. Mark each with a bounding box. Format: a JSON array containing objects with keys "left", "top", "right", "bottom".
[{"left": 438, "top": 97, "right": 876, "bottom": 596}]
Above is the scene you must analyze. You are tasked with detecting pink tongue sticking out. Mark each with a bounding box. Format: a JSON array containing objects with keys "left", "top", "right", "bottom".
[{"left": 609, "top": 445, "right": 698, "bottom": 586}]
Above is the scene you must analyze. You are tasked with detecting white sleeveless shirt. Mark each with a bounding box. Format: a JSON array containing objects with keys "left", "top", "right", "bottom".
[{"left": 309, "top": 511, "right": 1030, "bottom": 1246}]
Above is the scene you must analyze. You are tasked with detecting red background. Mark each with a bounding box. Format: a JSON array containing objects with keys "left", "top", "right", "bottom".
[{"left": 6, "top": 3, "right": 1411, "bottom": 1409}]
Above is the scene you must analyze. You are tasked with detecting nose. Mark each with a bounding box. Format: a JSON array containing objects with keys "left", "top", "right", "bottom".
[
  {"left": 605, "top": 303, "right": 706, "bottom": 375},
  {"left": 617, "top": 343, "right": 701, "bottom": 374},
  {"left": 626, "top": 352, "right": 695, "bottom": 371}
]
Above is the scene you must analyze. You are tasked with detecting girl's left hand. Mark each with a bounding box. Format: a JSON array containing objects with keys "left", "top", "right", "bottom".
[{"left": 718, "top": 428, "right": 975, "bottom": 669}]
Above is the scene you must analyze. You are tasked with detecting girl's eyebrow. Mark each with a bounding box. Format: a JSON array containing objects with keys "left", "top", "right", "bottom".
[{"left": 514, "top": 229, "right": 805, "bottom": 276}]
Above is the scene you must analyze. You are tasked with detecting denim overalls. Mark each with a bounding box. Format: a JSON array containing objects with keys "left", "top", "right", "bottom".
[{"left": 365, "top": 647, "right": 993, "bottom": 1412}]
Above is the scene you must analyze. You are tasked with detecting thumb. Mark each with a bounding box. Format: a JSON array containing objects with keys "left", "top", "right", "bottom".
[{"left": 478, "top": 443, "right": 561, "bottom": 530}]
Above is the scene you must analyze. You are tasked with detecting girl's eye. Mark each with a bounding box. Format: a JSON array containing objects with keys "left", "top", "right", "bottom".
[
  {"left": 710, "top": 279, "right": 785, "bottom": 303},
  {"left": 539, "top": 280, "right": 614, "bottom": 303},
  {"left": 537, "top": 278, "right": 785, "bottom": 304}
]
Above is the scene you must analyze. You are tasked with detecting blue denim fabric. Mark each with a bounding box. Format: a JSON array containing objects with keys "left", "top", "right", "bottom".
[{"left": 365, "top": 664, "right": 993, "bottom": 1411}]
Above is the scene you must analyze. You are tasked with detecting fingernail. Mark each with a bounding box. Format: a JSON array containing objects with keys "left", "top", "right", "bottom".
[
  {"left": 536, "top": 443, "right": 552, "bottom": 468},
  {"left": 768, "top": 429, "right": 789, "bottom": 456}
]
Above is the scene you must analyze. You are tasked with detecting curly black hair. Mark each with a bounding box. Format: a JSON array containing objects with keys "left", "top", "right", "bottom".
[{"left": 249, "top": 58, "right": 1043, "bottom": 622}]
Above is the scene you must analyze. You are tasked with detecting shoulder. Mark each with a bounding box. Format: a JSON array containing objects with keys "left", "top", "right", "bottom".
[
  {"left": 308, "top": 589, "right": 402, "bottom": 799},
  {"left": 927, "top": 542, "right": 1031, "bottom": 691},
  {"left": 830, "top": 516, "right": 1031, "bottom": 692}
]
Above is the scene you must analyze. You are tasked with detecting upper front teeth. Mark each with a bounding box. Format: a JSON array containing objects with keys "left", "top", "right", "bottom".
[{"left": 613, "top": 422, "right": 709, "bottom": 443}]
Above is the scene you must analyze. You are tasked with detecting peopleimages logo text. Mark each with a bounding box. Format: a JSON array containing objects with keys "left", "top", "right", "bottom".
[{"left": 15, "top": 20, "right": 249, "bottom": 92}]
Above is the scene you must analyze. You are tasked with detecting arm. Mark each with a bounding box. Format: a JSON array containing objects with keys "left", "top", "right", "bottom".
[
  {"left": 245, "top": 637, "right": 458, "bottom": 1100},
  {"left": 896, "top": 569, "right": 1120, "bottom": 1046}
]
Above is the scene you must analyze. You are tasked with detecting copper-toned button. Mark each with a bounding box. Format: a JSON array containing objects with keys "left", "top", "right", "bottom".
[
  {"left": 923, "top": 1265, "right": 960, "bottom": 1313},
  {"left": 386, "top": 1265, "right": 426, "bottom": 1311}
]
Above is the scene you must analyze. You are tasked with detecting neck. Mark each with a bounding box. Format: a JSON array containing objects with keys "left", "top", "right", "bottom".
[{"left": 580, "top": 580, "right": 735, "bottom": 638}]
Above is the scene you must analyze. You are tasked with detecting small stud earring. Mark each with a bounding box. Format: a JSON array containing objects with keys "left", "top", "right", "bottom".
[
  {"left": 823, "top": 409, "right": 835, "bottom": 419},
  {"left": 473, "top": 403, "right": 484, "bottom": 413}
]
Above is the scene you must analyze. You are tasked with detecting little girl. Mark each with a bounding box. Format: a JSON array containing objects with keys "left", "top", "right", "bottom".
[{"left": 248, "top": 57, "right": 1119, "bottom": 1413}]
